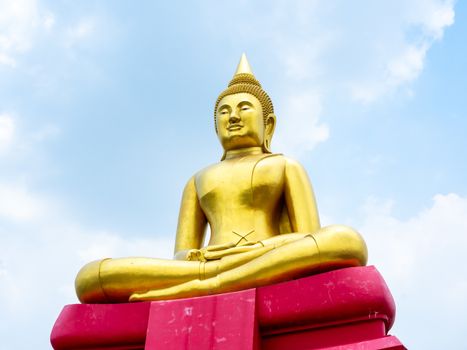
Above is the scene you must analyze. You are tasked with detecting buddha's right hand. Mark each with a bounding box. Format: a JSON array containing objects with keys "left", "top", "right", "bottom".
[
  {"left": 185, "top": 242, "right": 236, "bottom": 262},
  {"left": 186, "top": 249, "right": 206, "bottom": 261},
  {"left": 186, "top": 242, "right": 261, "bottom": 261},
  {"left": 201, "top": 242, "right": 264, "bottom": 261}
]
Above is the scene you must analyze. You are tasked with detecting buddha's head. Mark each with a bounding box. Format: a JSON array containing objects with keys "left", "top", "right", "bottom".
[{"left": 215, "top": 54, "right": 276, "bottom": 159}]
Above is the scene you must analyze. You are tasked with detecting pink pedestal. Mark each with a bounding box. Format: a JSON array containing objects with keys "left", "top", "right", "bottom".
[{"left": 51, "top": 266, "right": 406, "bottom": 350}]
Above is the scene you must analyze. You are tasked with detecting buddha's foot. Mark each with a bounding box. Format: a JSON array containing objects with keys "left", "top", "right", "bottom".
[{"left": 129, "top": 277, "right": 220, "bottom": 301}]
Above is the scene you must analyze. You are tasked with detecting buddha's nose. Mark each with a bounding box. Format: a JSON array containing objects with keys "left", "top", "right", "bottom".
[{"left": 229, "top": 112, "right": 240, "bottom": 123}]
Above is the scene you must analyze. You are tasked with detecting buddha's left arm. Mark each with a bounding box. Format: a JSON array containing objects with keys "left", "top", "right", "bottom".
[
  {"left": 284, "top": 158, "right": 321, "bottom": 233},
  {"left": 174, "top": 176, "right": 207, "bottom": 259}
]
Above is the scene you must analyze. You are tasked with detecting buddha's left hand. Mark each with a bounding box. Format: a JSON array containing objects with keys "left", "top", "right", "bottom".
[{"left": 201, "top": 242, "right": 263, "bottom": 260}]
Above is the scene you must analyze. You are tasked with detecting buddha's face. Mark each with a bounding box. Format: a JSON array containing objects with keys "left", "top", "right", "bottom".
[{"left": 216, "top": 93, "right": 264, "bottom": 152}]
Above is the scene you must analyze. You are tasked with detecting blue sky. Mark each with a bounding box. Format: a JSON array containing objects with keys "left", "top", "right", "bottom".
[{"left": 0, "top": 1, "right": 466, "bottom": 348}]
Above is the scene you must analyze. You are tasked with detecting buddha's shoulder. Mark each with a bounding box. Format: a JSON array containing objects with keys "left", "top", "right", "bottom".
[
  {"left": 193, "top": 161, "right": 222, "bottom": 178},
  {"left": 191, "top": 162, "right": 220, "bottom": 184},
  {"left": 256, "top": 154, "right": 306, "bottom": 168},
  {"left": 193, "top": 154, "right": 304, "bottom": 180},
  {"left": 264, "top": 154, "right": 304, "bottom": 167},
  {"left": 262, "top": 155, "right": 310, "bottom": 178},
  {"left": 281, "top": 156, "right": 307, "bottom": 170}
]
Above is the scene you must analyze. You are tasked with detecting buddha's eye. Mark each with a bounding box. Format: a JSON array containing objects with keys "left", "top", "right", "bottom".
[
  {"left": 220, "top": 109, "right": 228, "bottom": 115},
  {"left": 241, "top": 106, "right": 250, "bottom": 111}
]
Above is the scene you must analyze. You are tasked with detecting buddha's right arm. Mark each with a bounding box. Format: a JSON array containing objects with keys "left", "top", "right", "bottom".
[{"left": 173, "top": 176, "right": 208, "bottom": 260}]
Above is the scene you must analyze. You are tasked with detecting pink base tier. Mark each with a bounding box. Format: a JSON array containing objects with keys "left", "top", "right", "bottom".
[{"left": 51, "top": 265, "right": 406, "bottom": 350}]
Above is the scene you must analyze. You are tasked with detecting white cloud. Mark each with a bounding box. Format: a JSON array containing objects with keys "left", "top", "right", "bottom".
[
  {"left": 257, "top": 0, "right": 455, "bottom": 105},
  {"left": 0, "top": 112, "right": 169, "bottom": 346},
  {"left": 279, "top": 34, "right": 333, "bottom": 82},
  {"left": 274, "top": 90, "right": 329, "bottom": 156},
  {"left": 0, "top": 112, "right": 61, "bottom": 165},
  {"left": 346, "top": 0, "right": 455, "bottom": 103},
  {"left": 31, "top": 124, "right": 60, "bottom": 142},
  {"left": 0, "top": 183, "right": 46, "bottom": 221},
  {"left": 406, "top": 0, "right": 455, "bottom": 39},
  {"left": 42, "top": 11, "right": 55, "bottom": 31},
  {"left": 0, "top": 107, "right": 168, "bottom": 346},
  {"left": 363, "top": 193, "right": 467, "bottom": 286},
  {"left": 281, "top": 0, "right": 457, "bottom": 143},
  {"left": 350, "top": 43, "right": 430, "bottom": 104},
  {"left": 63, "top": 17, "right": 96, "bottom": 48},
  {"left": 0, "top": 52, "right": 16, "bottom": 67},
  {"left": 0, "top": 181, "right": 173, "bottom": 348},
  {"left": 77, "top": 231, "right": 173, "bottom": 262},
  {"left": 0, "top": 1, "right": 100, "bottom": 68},
  {"left": 0, "top": 113, "right": 15, "bottom": 154},
  {"left": 361, "top": 193, "right": 467, "bottom": 347},
  {"left": 0, "top": 0, "right": 55, "bottom": 67}
]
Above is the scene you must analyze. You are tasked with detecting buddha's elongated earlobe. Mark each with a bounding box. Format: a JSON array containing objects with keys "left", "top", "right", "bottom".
[{"left": 263, "top": 114, "right": 276, "bottom": 154}]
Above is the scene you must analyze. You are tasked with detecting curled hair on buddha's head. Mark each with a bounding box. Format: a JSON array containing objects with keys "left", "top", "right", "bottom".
[{"left": 214, "top": 54, "right": 275, "bottom": 157}]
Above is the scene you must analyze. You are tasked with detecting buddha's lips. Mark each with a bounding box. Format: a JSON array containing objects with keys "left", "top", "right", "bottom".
[{"left": 228, "top": 124, "right": 243, "bottom": 131}]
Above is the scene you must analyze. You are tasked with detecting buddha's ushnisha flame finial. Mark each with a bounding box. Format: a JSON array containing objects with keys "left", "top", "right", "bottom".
[
  {"left": 234, "top": 53, "right": 254, "bottom": 75},
  {"left": 215, "top": 53, "right": 274, "bottom": 131},
  {"left": 227, "top": 53, "right": 262, "bottom": 88}
]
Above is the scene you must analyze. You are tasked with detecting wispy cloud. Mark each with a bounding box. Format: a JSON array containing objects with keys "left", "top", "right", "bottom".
[
  {"left": 63, "top": 17, "right": 97, "bottom": 48},
  {"left": 0, "top": 183, "right": 47, "bottom": 221},
  {"left": 275, "top": 90, "right": 329, "bottom": 157},
  {"left": 0, "top": 0, "right": 54, "bottom": 67},
  {"left": 0, "top": 0, "right": 102, "bottom": 73},
  {"left": 0, "top": 178, "right": 173, "bottom": 346},
  {"left": 0, "top": 112, "right": 60, "bottom": 164},
  {"left": 0, "top": 109, "right": 172, "bottom": 346},
  {"left": 271, "top": 0, "right": 455, "bottom": 106},
  {"left": 201, "top": 0, "right": 455, "bottom": 155},
  {"left": 346, "top": 0, "right": 455, "bottom": 103},
  {"left": 361, "top": 193, "right": 467, "bottom": 346},
  {"left": 0, "top": 114, "right": 15, "bottom": 154}
]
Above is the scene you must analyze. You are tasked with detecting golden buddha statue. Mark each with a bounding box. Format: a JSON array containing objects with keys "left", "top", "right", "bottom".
[{"left": 75, "top": 54, "right": 367, "bottom": 304}]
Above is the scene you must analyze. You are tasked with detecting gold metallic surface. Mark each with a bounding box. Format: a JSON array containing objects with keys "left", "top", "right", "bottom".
[
  {"left": 235, "top": 53, "right": 254, "bottom": 75},
  {"left": 75, "top": 54, "right": 368, "bottom": 304}
]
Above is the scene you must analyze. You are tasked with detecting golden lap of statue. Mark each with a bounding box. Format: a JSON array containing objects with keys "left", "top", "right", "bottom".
[{"left": 75, "top": 54, "right": 367, "bottom": 303}]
